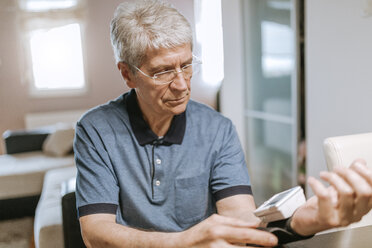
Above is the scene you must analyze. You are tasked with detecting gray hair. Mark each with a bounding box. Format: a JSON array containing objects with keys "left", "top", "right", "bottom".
[{"left": 110, "top": 0, "right": 193, "bottom": 70}]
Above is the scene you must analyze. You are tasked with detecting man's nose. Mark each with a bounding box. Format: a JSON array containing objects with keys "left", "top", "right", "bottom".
[{"left": 170, "top": 69, "right": 188, "bottom": 90}]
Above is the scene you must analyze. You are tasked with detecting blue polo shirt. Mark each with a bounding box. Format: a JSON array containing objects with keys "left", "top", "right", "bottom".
[{"left": 74, "top": 89, "right": 252, "bottom": 231}]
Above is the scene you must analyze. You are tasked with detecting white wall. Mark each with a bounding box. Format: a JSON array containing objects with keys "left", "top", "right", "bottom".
[
  {"left": 306, "top": 0, "right": 372, "bottom": 189},
  {"left": 0, "top": 0, "right": 126, "bottom": 154},
  {"left": 221, "top": 0, "right": 372, "bottom": 197},
  {"left": 220, "top": 0, "right": 246, "bottom": 151},
  {"left": 0, "top": 0, "right": 218, "bottom": 154}
]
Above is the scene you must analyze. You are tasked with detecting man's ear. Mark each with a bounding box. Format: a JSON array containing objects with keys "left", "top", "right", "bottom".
[{"left": 117, "top": 62, "right": 136, "bottom": 88}]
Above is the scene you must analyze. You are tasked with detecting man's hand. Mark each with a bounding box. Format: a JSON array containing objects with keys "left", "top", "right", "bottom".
[
  {"left": 181, "top": 214, "right": 278, "bottom": 248},
  {"left": 81, "top": 213, "right": 277, "bottom": 248},
  {"left": 291, "top": 159, "right": 372, "bottom": 236}
]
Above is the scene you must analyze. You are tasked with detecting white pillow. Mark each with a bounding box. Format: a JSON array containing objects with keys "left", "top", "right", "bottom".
[{"left": 42, "top": 127, "right": 75, "bottom": 157}]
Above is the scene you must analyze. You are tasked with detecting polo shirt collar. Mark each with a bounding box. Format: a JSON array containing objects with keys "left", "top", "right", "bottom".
[{"left": 125, "top": 89, "right": 186, "bottom": 146}]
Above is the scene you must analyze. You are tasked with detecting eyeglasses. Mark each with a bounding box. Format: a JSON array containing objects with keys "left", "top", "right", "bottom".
[{"left": 132, "top": 55, "right": 202, "bottom": 85}]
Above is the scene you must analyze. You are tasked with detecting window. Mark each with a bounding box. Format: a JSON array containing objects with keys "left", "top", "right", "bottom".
[
  {"left": 20, "top": 0, "right": 87, "bottom": 97},
  {"left": 194, "top": 0, "right": 224, "bottom": 86},
  {"left": 19, "top": 0, "right": 80, "bottom": 12},
  {"left": 261, "top": 21, "right": 294, "bottom": 78},
  {"left": 29, "top": 23, "right": 85, "bottom": 91}
]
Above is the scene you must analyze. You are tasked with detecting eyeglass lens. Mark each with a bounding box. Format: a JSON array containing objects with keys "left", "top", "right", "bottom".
[{"left": 154, "top": 64, "right": 198, "bottom": 84}]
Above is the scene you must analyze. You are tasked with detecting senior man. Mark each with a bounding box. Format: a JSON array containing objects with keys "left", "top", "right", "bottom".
[{"left": 74, "top": 1, "right": 372, "bottom": 247}]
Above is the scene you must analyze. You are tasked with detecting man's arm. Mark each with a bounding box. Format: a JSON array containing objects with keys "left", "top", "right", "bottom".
[
  {"left": 291, "top": 159, "right": 372, "bottom": 236},
  {"left": 80, "top": 214, "right": 181, "bottom": 248},
  {"left": 79, "top": 207, "right": 278, "bottom": 248},
  {"left": 216, "top": 194, "right": 260, "bottom": 224},
  {"left": 216, "top": 160, "right": 372, "bottom": 241}
]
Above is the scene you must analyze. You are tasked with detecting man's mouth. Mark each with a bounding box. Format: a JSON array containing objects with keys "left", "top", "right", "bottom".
[
  {"left": 170, "top": 96, "right": 185, "bottom": 102},
  {"left": 166, "top": 94, "right": 188, "bottom": 104}
]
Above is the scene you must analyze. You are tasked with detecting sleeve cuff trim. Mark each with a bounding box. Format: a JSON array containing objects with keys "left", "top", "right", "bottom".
[
  {"left": 78, "top": 203, "right": 118, "bottom": 218},
  {"left": 214, "top": 185, "right": 252, "bottom": 201}
]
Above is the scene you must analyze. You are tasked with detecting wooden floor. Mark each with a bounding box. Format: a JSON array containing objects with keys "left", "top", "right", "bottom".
[
  {"left": 0, "top": 217, "right": 34, "bottom": 248},
  {"left": 29, "top": 226, "right": 35, "bottom": 248}
]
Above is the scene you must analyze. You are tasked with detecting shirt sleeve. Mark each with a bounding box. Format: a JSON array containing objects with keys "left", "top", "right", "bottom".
[
  {"left": 74, "top": 121, "right": 119, "bottom": 217},
  {"left": 210, "top": 119, "right": 252, "bottom": 201}
]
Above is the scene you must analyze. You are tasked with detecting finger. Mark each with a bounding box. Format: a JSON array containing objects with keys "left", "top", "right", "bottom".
[
  {"left": 320, "top": 171, "right": 355, "bottom": 207},
  {"left": 246, "top": 246, "right": 273, "bottom": 248},
  {"left": 326, "top": 186, "right": 339, "bottom": 206},
  {"left": 237, "top": 229, "right": 277, "bottom": 247},
  {"left": 320, "top": 171, "right": 356, "bottom": 225},
  {"left": 202, "top": 240, "right": 241, "bottom": 248},
  {"left": 352, "top": 158, "right": 367, "bottom": 167},
  {"left": 333, "top": 167, "right": 372, "bottom": 219},
  {"left": 351, "top": 161, "right": 372, "bottom": 208},
  {"left": 320, "top": 171, "right": 354, "bottom": 196},
  {"left": 307, "top": 177, "right": 335, "bottom": 220},
  {"left": 333, "top": 166, "right": 371, "bottom": 196},
  {"left": 215, "top": 226, "right": 277, "bottom": 247},
  {"left": 350, "top": 160, "right": 372, "bottom": 186},
  {"left": 208, "top": 240, "right": 242, "bottom": 248},
  {"left": 308, "top": 176, "right": 334, "bottom": 207}
]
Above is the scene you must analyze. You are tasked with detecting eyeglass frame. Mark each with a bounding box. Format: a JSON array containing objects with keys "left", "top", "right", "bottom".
[{"left": 130, "top": 54, "right": 202, "bottom": 85}]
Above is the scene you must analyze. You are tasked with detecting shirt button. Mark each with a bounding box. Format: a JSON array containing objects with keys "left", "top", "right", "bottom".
[
  {"left": 156, "top": 159, "right": 161, "bottom": 165},
  {"left": 155, "top": 180, "right": 161, "bottom": 186}
]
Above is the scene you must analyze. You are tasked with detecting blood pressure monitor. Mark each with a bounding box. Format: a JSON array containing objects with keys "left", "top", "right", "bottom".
[{"left": 254, "top": 186, "right": 306, "bottom": 223}]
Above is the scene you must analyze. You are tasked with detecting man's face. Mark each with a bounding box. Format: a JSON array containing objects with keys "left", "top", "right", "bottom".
[{"left": 125, "top": 44, "right": 192, "bottom": 118}]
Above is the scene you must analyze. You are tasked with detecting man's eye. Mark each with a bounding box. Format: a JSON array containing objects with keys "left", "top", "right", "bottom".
[
  {"left": 182, "top": 64, "right": 192, "bottom": 69},
  {"left": 164, "top": 68, "right": 176, "bottom": 73},
  {"left": 156, "top": 68, "right": 172, "bottom": 74},
  {"left": 155, "top": 70, "right": 173, "bottom": 77}
]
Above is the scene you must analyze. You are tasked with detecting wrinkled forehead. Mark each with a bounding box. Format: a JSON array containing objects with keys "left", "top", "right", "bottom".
[{"left": 142, "top": 43, "right": 193, "bottom": 68}]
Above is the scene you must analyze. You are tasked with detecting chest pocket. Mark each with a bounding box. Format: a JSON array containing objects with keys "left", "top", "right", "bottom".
[{"left": 175, "top": 172, "right": 210, "bottom": 225}]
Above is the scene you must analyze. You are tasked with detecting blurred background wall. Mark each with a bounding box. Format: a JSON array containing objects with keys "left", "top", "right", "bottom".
[{"left": 0, "top": 0, "right": 220, "bottom": 154}]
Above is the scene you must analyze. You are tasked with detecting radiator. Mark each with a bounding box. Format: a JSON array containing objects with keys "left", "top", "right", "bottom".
[{"left": 25, "top": 109, "right": 87, "bottom": 129}]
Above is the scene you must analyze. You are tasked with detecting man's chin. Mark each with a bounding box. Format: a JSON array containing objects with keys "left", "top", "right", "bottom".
[
  {"left": 166, "top": 102, "right": 188, "bottom": 115},
  {"left": 171, "top": 106, "right": 187, "bottom": 115},
  {"left": 165, "top": 97, "right": 189, "bottom": 115}
]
